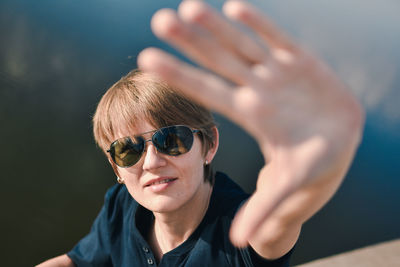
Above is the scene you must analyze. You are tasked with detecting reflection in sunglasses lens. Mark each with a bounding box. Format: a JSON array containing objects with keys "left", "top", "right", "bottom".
[
  {"left": 153, "top": 126, "right": 193, "bottom": 156},
  {"left": 111, "top": 126, "right": 195, "bottom": 167},
  {"left": 113, "top": 137, "right": 144, "bottom": 167}
]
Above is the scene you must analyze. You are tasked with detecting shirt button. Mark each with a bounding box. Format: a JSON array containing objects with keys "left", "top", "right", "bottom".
[
  {"left": 142, "top": 246, "right": 149, "bottom": 253},
  {"left": 147, "top": 258, "right": 154, "bottom": 265}
]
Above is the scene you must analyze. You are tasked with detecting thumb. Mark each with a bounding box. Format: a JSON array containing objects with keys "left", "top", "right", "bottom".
[{"left": 229, "top": 166, "right": 296, "bottom": 247}]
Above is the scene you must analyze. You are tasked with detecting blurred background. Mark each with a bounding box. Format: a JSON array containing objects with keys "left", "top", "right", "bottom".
[{"left": 1, "top": 0, "right": 399, "bottom": 266}]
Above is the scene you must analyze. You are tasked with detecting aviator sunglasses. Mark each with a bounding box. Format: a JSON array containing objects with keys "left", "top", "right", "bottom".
[{"left": 107, "top": 125, "right": 200, "bottom": 168}]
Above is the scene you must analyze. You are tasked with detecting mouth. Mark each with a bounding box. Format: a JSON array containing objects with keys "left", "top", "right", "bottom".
[
  {"left": 144, "top": 177, "right": 178, "bottom": 193},
  {"left": 145, "top": 178, "right": 177, "bottom": 186}
]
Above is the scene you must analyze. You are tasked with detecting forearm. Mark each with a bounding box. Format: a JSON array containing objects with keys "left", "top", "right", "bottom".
[{"left": 36, "top": 254, "right": 74, "bottom": 267}]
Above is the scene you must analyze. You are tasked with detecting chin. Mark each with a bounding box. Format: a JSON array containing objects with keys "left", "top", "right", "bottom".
[{"left": 143, "top": 195, "right": 185, "bottom": 213}]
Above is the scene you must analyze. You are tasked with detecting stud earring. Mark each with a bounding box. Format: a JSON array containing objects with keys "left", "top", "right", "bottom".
[
  {"left": 117, "top": 176, "right": 124, "bottom": 184},
  {"left": 205, "top": 160, "right": 209, "bottom": 166}
]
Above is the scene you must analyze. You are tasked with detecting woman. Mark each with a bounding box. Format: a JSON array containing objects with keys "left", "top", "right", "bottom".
[
  {"left": 38, "top": 0, "right": 364, "bottom": 266},
  {"left": 75, "top": 70, "right": 292, "bottom": 266}
]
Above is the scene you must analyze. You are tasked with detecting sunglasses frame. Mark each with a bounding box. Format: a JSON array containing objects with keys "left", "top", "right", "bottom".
[{"left": 107, "top": 125, "right": 200, "bottom": 168}]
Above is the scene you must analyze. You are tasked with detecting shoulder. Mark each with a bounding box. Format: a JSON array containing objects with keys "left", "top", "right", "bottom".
[
  {"left": 198, "top": 172, "right": 248, "bottom": 252},
  {"left": 101, "top": 183, "right": 137, "bottom": 224},
  {"left": 104, "top": 183, "right": 135, "bottom": 208},
  {"left": 104, "top": 182, "right": 130, "bottom": 203},
  {"left": 212, "top": 171, "right": 250, "bottom": 215},
  {"left": 67, "top": 183, "right": 140, "bottom": 266},
  {"left": 206, "top": 173, "right": 295, "bottom": 266}
]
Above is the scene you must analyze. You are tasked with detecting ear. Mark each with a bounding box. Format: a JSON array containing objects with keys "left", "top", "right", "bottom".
[{"left": 205, "top": 126, "right": 219, "bottom": 164}]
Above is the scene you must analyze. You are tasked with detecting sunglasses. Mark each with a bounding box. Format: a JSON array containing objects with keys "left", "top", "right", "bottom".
[{"left": 107, "top": 125, "right": 200, "bottom": 168}]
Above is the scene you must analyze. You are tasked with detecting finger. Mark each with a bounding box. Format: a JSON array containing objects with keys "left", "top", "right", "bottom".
[
  {"left": 137, "top": 47, "right": 235, "bottom": 116},
  {"left": 178, "top": 0, "right": 267, "bottom": 64},
  {"left": 224, "top": 0, "right": 297, "bottom": 52},
  {"left": 229, "top": 165, "right": 297, "bottom": 247},
  {"left": 151, "top": 8, "right": 259, "bottom": 86}
]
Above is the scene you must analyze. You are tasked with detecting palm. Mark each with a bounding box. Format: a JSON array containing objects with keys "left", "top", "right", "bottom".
[{"left": 138, "top": 0, "right": 363, "bottom": 247}]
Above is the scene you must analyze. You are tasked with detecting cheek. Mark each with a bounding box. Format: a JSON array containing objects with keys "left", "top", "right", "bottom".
[
  {"left": 184, "top": 141, "right": 206, "bottom": 179},
  {"left": 179, "top": 153, "right": 205, "bottom": 185},
  {"left": 118, "top": 168, "right": 142, "bottom": 190},
  {"left": 121, "top": 171, "right": 147, "bottom": 204}
]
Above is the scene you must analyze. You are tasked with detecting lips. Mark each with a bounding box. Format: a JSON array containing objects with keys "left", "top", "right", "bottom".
[{"left": 144, "top": 177, "right": 178, "bottom": 187}]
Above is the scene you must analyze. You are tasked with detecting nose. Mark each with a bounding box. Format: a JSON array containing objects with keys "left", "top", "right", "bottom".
[{"left": 142, "top": 142, "right": 167, "bottom": 171}]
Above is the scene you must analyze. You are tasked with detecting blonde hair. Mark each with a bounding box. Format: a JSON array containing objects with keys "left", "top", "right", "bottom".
[{"left": 93, "top": 70, "right": 216, "bottom": 183}]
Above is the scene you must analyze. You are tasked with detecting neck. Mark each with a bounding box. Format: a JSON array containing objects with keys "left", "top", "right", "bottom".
[{"left": 149, "top": 182, "right": 213, "bottom": 261}]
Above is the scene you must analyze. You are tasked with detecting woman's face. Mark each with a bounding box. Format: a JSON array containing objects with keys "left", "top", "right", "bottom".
[{"left": 114, "top": 120, "right": 215, "bottom": 213}]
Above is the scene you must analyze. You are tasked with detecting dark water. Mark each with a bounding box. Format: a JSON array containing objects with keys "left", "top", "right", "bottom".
[{"left": 0, "top": 0, "right": 399, "bottom": 266}]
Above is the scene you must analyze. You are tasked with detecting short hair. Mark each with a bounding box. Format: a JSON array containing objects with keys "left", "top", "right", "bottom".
[{"left": 93, "top": 70, "right": 216, "bottom": 184}]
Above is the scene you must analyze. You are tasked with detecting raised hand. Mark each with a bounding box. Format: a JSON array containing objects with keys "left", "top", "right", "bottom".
[{"left": 138, "top": 0, "right": 364, "bottom": 254}]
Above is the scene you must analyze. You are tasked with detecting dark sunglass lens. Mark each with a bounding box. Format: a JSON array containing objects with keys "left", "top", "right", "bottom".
[
  {"left": 111, "top": 136, "right": 144, "bottom": 167},
  {"left": 153, "top": 126, "right": 194, "bottom": 156}
]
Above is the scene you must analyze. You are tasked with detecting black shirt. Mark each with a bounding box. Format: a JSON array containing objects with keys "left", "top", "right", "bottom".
[{"left": 68, "top": 172, "right": 294, "bottom": 266}]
